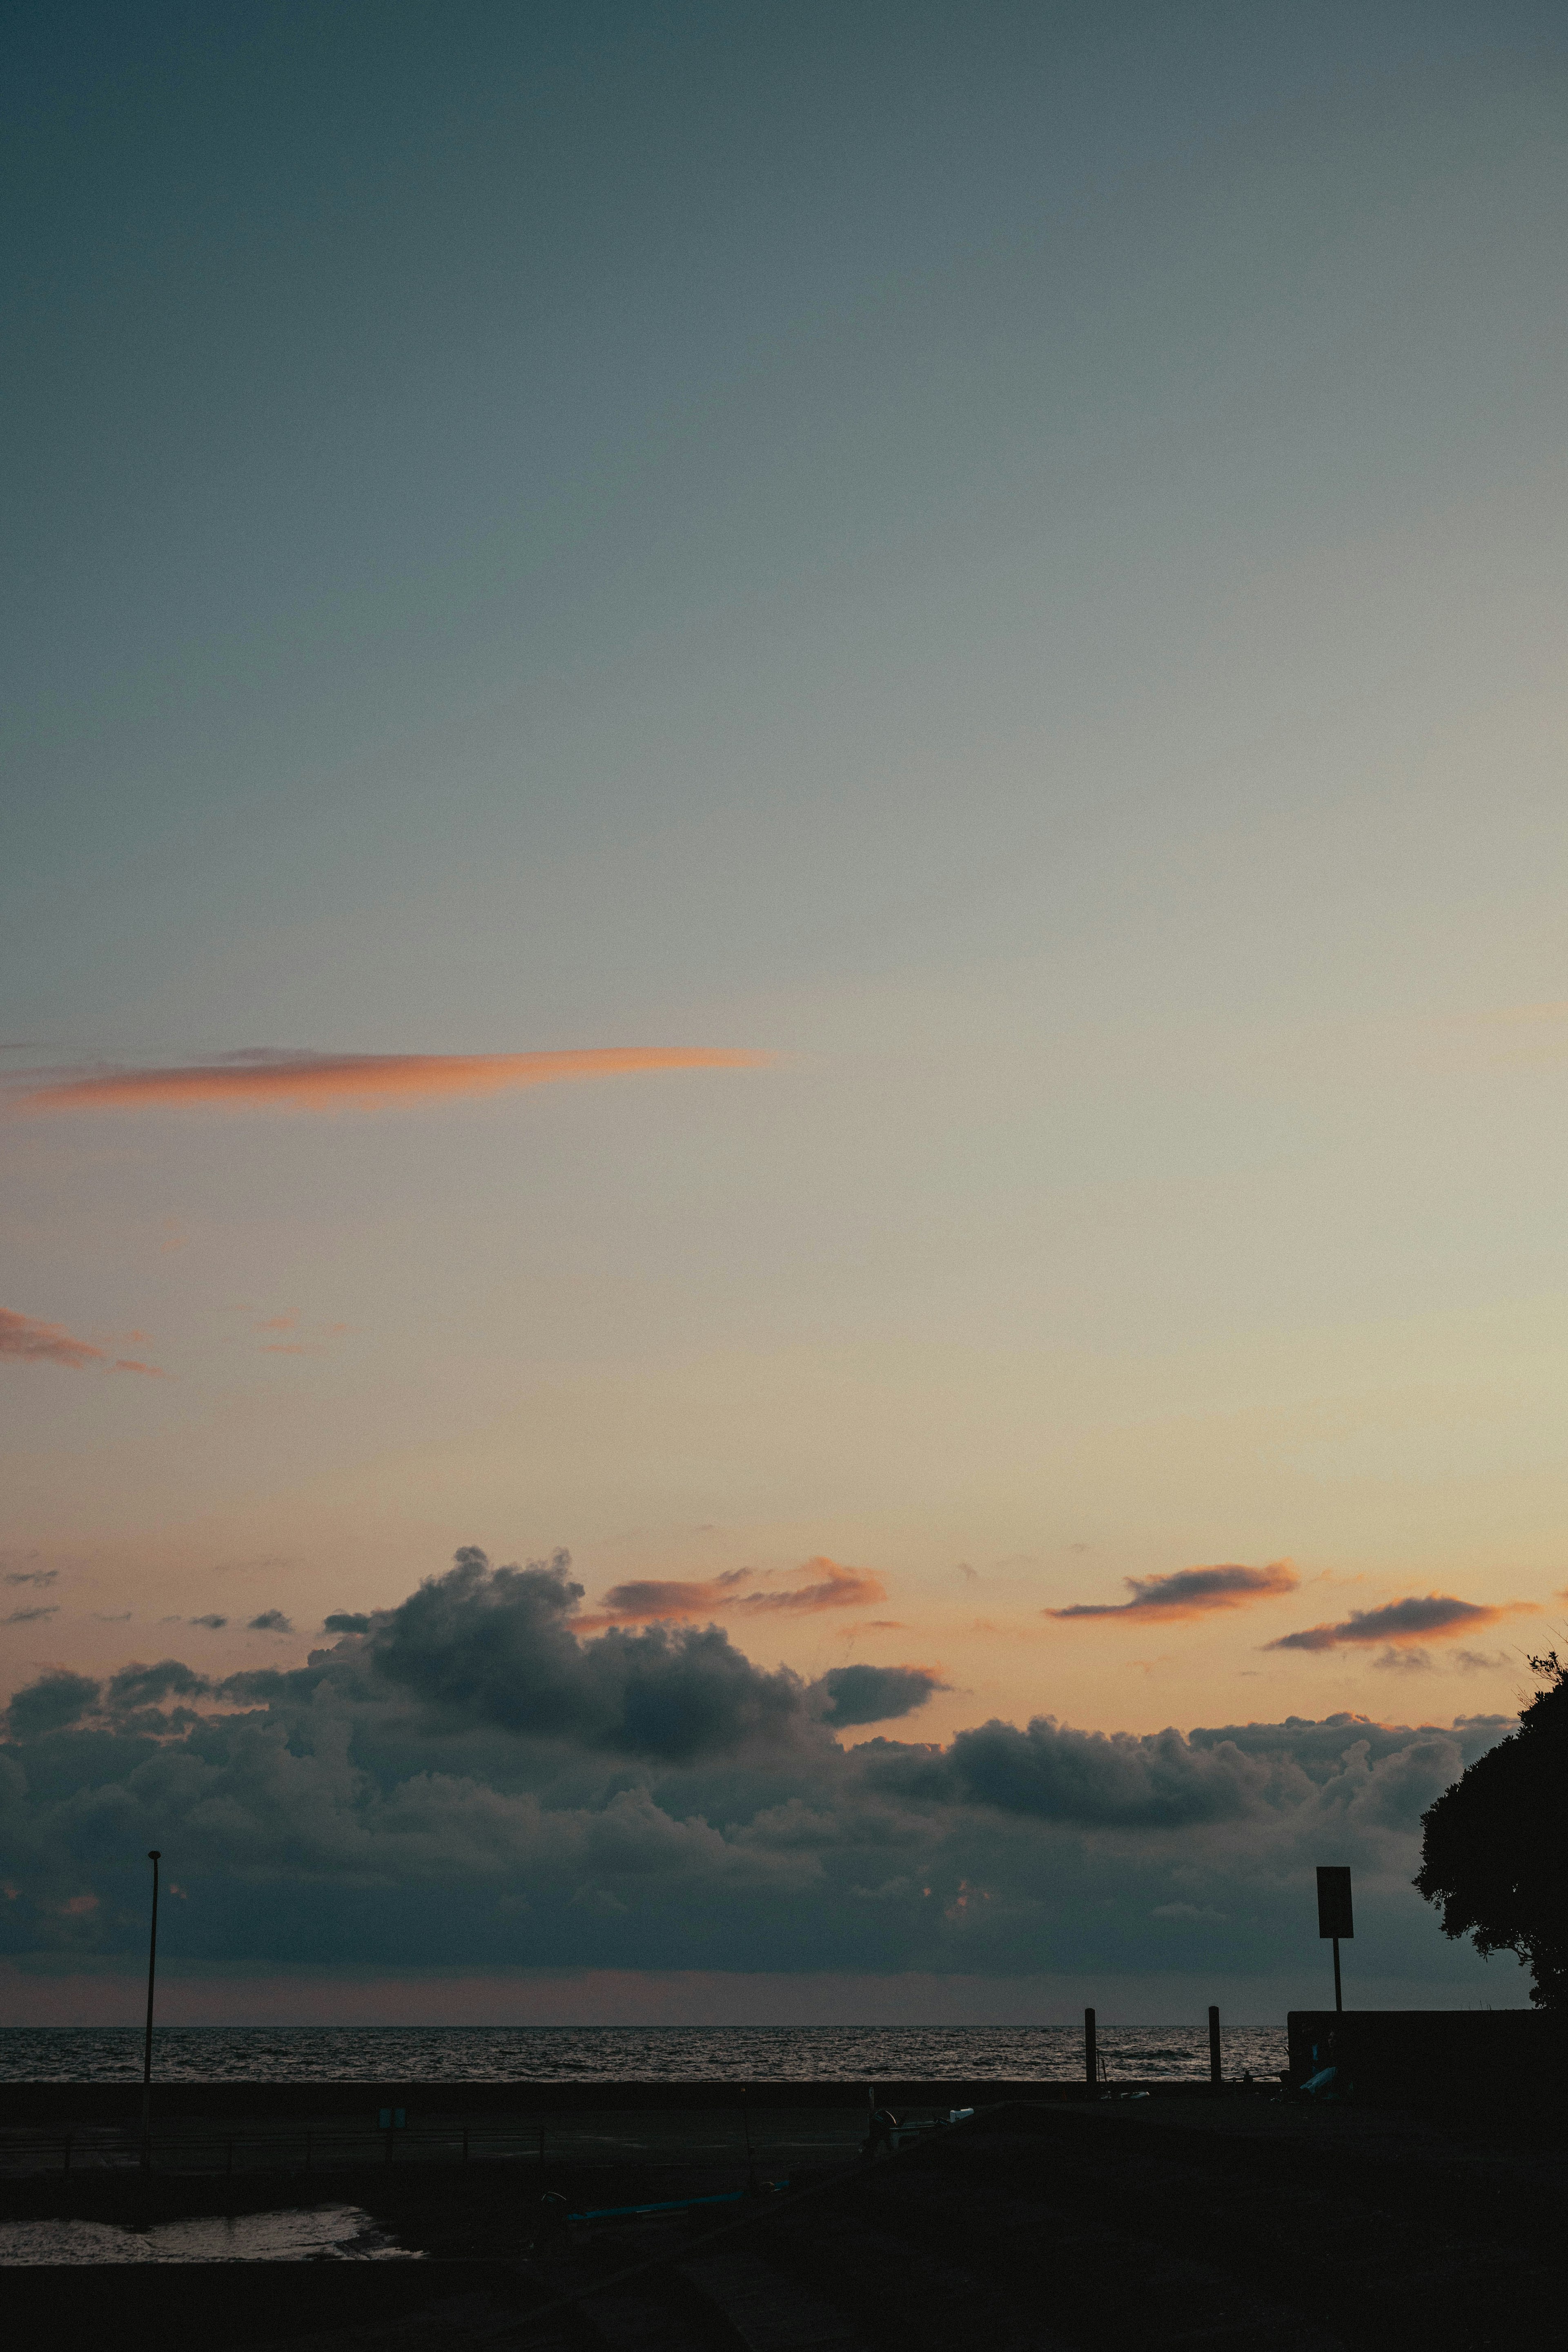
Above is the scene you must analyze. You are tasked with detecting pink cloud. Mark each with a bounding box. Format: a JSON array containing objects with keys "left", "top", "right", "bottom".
[
  {"left": 0, "top": 1306, "right": 106, "bottom": 1370},
  {"left": 1, "top": 1307, "right": 168, "bottom": 1378},
  {"left": 12, "top": 1045, "right": 774, "bottom": 1116}
]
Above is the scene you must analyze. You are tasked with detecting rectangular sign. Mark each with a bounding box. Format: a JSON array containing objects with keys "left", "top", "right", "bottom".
[{"left": 1316, "top": 1865, "right": 1353, "bottom": 1940}]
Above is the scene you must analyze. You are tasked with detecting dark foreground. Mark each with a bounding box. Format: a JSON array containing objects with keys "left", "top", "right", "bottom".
[{"left": 4, "top": 2092, "right": 1560, "bottom": 2350}]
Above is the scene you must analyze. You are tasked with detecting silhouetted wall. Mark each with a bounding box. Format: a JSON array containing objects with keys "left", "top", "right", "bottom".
[{"left": 1287, "top": 2009, "right": 1564, "bottom": 2109}]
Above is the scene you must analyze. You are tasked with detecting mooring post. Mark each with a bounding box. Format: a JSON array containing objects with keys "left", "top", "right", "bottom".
[
  {"left": 1208, "top": 2005, "right": 1222, "bottom": 2087},
  {"left": 1084, "top": 2007, "right": 1097, "bottom": 2090},
  {"left": 140, "top": 1848, "right": 161, "bottom": 2169}
]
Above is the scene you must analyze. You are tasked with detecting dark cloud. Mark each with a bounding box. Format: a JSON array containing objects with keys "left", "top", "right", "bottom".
[
  {"left": 189, "top": 1614, "right": 228, "bottom": 1630},
  {"left": 1266, "top": 1594, "right": 1512, "bottom": 1652},
  {"left": 4, "top": 1670, "right": 100, "bottom": 1739},
  {"left": 323, "top": 1611, "right": 372, "bottom": 1635},
  {"left": 1046, "top": 1562, "right": 1298, "bottom": 1621},
  {"left": 105, "top": 1660, "right": 212, "bottom": 1711},
  {"left": 3, "top": 1605, "right": 58, "bottom": 1624},
  {"left": 247, "top": 1610, "right": 294, "bottom": 1633},
  {"left": 903, "top": 1717, "right": 1265, "bottom": 1827},
  {"left": 0, "top": 1551, "right": 1521, "bottom": 1986},
  {"left": 4, "top": 1569, "right": 58, "bottom": 1588},
  {"left": 816, "top": 1664, "right": 947, "bottom": 1728}
]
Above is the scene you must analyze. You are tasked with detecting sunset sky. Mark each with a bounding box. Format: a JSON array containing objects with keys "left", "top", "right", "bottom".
[{"left": 4, "top": 2, "right": 1566, "bottom": 2025}]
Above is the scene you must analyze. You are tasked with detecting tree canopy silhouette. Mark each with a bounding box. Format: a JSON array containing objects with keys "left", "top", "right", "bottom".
[{"left": 1414, "top": 1652, "right": 1567, "bottom": 2009}]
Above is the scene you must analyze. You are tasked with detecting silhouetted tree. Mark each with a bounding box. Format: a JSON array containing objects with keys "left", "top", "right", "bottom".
[{"left": 1414, "top": 1653, "right": 1567, "bottom": 2009}]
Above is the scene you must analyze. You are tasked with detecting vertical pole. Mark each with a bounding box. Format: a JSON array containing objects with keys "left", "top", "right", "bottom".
[
  {"left": 1208, "top": 2005, "right": 1222, "bottom": 2087},
  {"left": 1332, "top": 1937, "right": 1343, "bottom": 2013},
  {"left": 140, "top": 1849, "right": 161, "bottom": 2168},
  {"left": 1084, "top": 2007, "right": 1097, "bottom": 2091}
]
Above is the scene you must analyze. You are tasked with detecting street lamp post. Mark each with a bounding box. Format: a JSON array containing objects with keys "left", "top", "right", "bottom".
[{"left": 141, "top": 1849, "right": 161, "bottom": 2167}]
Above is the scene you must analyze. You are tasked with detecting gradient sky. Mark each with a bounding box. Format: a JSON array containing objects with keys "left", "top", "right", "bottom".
[{"left": 3, "top": 3, "right": 1566, "bottom": 2021}]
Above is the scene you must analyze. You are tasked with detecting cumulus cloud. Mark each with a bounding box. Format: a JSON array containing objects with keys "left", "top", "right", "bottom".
[
  {"left": 0, "top": 1307, "right": 166, "bottom": 1377},
  {"left": 189, "top": 1615, "right": 229, "bottom": 1630},
  {"left": 1046, "top": 1561, "right": 1298, "bottom": 1621},
  {"left": 595, "top": 1557, "right": 886, "bottom": 1624},
  {"left": 247, "top": 1610, "right": 294, "bottom": 1633},
  {"left": 323, "top": 1612, "right": 372, "bottom": 1635},
  {"left": 1266, "top": 1594, "right": 1524, "bottom": 1652},
  {"left": 11, "top": 1046, "right": 773, "bottom": 1116},
  {"left": 0, "top": 1549, "right": 1521, "bottom": 1985},
  {"left": 369, "top": 1549, "right": 811, "bottom": 1763}
]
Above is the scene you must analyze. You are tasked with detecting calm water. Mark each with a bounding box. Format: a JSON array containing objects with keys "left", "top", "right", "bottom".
[
  {"left": 0, "top": 2025, "right": 1287, "bottom": 2083},
  {"left": 0, "top": 2204, "right": 419, "bottom": 2264}
]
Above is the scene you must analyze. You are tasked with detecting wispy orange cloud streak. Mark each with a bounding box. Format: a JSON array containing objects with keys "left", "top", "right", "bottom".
[
  {"left": 591, "top": 1557, "right": 887, "bottom": 1626},
  {"left": 12, "top": 1047, "right": 773, "bottom": 1115},
  {"left": 0, "top": 1307, "right": 167, "bottom": 1377}
]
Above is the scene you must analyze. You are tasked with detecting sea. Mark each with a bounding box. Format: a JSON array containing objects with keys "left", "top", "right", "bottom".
[{"left": 0, "top": 2025, "right": 1288, "bottom": 2083}]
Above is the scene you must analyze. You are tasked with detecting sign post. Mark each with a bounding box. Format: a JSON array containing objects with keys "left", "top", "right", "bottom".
[{"left": 1315, "top": 1866, "right": 1353, "bottom": 2013}]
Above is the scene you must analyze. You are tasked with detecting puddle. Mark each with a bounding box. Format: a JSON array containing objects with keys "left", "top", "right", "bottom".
[{"left": 0, "top": 2203, "right": 422, "bottom": 2263}]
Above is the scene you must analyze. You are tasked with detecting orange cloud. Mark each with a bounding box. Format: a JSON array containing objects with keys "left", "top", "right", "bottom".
[
  {"left": 13, "top": 1046, "right": 773, "bottom": 1115},
  {"left": 1, "top": 1307, "right": 167, "bottom": 1378},
  {"left": 1265, "top": 1593, "right": 1531, "bottom": 1652},
  {"left": 733, "top": 1559, "right": 888, "bottom": 1615},
  {"left": 1046, "top": 1561, "right": 1299, "bottom": 1623},
  {"left": 593, "top": 1557, "right": 887, "bottom": 1625}
]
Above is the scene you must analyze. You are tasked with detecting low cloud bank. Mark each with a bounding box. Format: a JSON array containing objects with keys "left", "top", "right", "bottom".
[{"left": 0, "top": 1551, "right": 1513, "bottom": 1986}]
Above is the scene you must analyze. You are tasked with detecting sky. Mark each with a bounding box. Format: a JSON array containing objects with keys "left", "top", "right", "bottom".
[{"left": 3, "top": 1, "right": 1566, "bottom": 2025}]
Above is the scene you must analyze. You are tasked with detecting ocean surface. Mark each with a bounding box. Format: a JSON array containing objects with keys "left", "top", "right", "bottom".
[{"left": 0, "top": 2025, "right": 1288, "bottom": 2083}]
